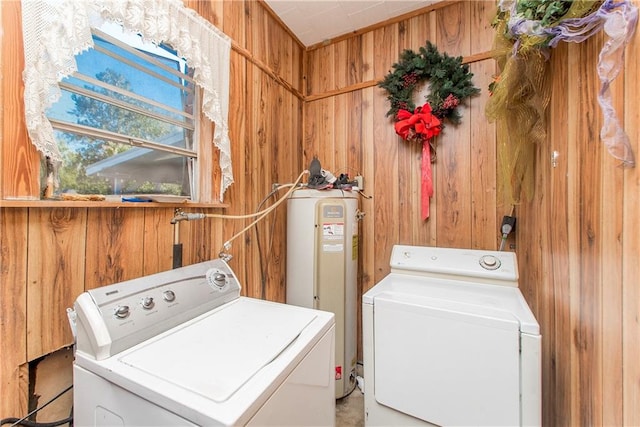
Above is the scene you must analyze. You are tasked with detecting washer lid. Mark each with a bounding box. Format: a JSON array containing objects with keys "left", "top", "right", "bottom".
[
  {"left": 363, "top": 272, "right": 539, "bottom": 335},
  {"left": 118, "top": 297, "right": 317, "bottom": 402}
]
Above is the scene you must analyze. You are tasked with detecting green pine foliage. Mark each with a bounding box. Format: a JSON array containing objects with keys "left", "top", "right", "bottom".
[{"left": 378, "top": 41, "right": 480, "bottom": 123}]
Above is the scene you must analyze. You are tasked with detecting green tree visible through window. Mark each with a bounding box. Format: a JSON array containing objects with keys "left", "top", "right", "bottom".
[
  {"left": 46, "top": 23, "right": 197, "bottom": 199},
  {"left": 58, "top": 68, "right": 173, "bottom": 194}
]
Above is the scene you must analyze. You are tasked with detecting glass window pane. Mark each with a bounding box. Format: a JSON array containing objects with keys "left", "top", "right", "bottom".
[
  {"left": 54, "top": 130, "right": 192, "bottom": 197},
  {"left": 43, "top": 20, "right": 199, "bottom": 200}
]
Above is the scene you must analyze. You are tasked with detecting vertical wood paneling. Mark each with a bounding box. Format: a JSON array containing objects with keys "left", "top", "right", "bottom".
[
  {"left": 372, "top": 24, "right": 399, "bottom": 283},
  {"left": 469, "top": 1, "right": 497, "bottom": 250},
  {"left": 1, "top": 0, "right": 39, "bottom": 199},
  {"left": 576, "top": 35, "right": 604, "bottom": 426},
  {"left": 142, "top": 208, "right": 175, "bottom": 274},
  {"left": 623, "top": 4, "right": 640, "bottom": 423},
  {"left": 84, "top": 208, "right": 145, "bottom": 290},
  {"left": 395, "top": 17, "right": 413, "bottom": 247},
  {"left": 600, "top": 59, "right": 624, "bottom": 427},
  {"left": 26, "top": 208, "right": 87, "bottom": 359},
  {"left": 435, "top": 2, "right": 472, "bottom": 248},
  {"left": 546, "top": 40, "right": 571, "bottom": 427},
  {"left": 0, "top": 208, "right": 29, "bottom": 417},
  {"left": 360, "top": 86, "right": 375, "bottom": 292}
]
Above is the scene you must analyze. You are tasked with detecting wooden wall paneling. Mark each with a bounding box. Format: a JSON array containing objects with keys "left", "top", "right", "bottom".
[
  {"left": 469, "top": 57, "right": 497, "bottom": 250},
  {"left": 142, "top": 208, "right": 175, "bottom": 274},
  {"left": 1, "top": 0, "right": 39, "bottom": 200},
  {"left": 600, "top": 27, "right": 625, "bottom": 427},
  {"left": 306, "top": 98, "right": 335, "bottom": 167},
  {"left": 185, "top": 0, "right": 223, "bottom": 29},
  {"left": 345, "top": 89, "right": 363, "bottom": 178},
  {"left": 246, "top": 0, "right": 268, "bottom": 66},
  {"left": 346, "top": 36, "right": 364, "bottom": 87},
  {"left": 225, "top": 49, "right": 249, "bottom": 294},
  {"left": 469, "top": 1, "right": 497, "bottom": 250},
  {"left": 622, "top": 7, "right": 640, "bottom": 424},
  {"left": 361, "top": 32, "right": 375, "bottom": 83},
  {"left": 222, "top": 0, "right": 246, "bottom": 48},
  {"left": 266, "top": 12, "right": 285, "bottom": 80},
  {"left": 395, "top": 14, "right": 414, "bottom": 246},
  {"left": 0, "top": 208, "right": 29, "bottom": 418},
  {"left": 181, "top": 210, "right": 221, "bottom": 267},
  {"left": 84, "top": 208, "right": 144, "bottom": 290},
  {"left": 435, "top": 2, "right": 472, "bottom": 248},
  {"left": 26, "top": 208, "right": 87, "bottom": 360},
  {"left": 545, "top": 41, "right": 570, "bottom": 427},
  {"left": 359, "top": 86, "right": 375, "bottom": 325},
  {"left": 1, "top": 1, "right": 3, "bottom": 197},
  {"left": 333, "top": 40, "right": 349, "bottom": 90},
  {"left": 302, "top": 100, "right": 319, "bottom": 168},
  {"left": 307, "top": 45, "right": 336, "bottom": 96},
  {"left": 372, "top": 24, "right": 399, "bottom": 283},
  {"left": 241, "top": 66, "right": 272, "bottom": 299},
  {"left": 333, "top": 93, "right": 348, "bottom": 173},
  {"left": 262, "top": 82, "right": 290, "bottom": 303},
  {"left": 575, "top": 35, "right": 605, "bottom": 426},
  {"left": 564, "top": 41, "right": 584, "bottom": 426},
  {"left": 405, "top": 12, "right": 436, "bottom": 246}
]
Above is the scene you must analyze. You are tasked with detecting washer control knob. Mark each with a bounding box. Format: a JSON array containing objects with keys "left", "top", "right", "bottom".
[
  {"left": 163, "top": 290, "right": 176, "bottom": 302},
  {"left": 479, "top": 255, "right": 501, "bottom": 270},
  {"left": 214, "top": 273, "right": 226, "bottom": 287},
  {"left": 206, "top": 268, "right": 228, "bottom": 290},
  {"left": 114, "top": 305, "right": 130, "bottom": 319},
  {"left": 141, "top": 297, "right": 155, "bottom": 310}
]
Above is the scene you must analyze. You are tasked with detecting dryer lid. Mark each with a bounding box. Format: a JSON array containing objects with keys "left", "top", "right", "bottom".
[{"left": 363, "top": 272, "right": 539, "bottom": 335}]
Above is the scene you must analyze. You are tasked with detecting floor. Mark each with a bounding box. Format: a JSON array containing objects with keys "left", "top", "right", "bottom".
[{"left": 336, "top": 387, "right": 364, "bottom": 426}]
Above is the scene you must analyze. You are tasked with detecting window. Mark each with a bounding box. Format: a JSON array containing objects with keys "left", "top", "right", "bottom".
[
  {"left": 22, "top": 0, "right": 233, "bottom": 202},
  {"left": 45, "top": 22, "right": 198, "bottom": 199}
]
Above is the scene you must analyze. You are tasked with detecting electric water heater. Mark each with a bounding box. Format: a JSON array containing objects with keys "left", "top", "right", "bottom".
[{"left": 286, "top": 189, "right": 359, "bottom": 399}]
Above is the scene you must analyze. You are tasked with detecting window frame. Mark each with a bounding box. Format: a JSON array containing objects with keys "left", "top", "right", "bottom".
[
  {"left": 19, "top": 0, "right": 232, "bottom": 204},
  {"left": 46, "top": 25, "right": 202, "bottom": 200}
]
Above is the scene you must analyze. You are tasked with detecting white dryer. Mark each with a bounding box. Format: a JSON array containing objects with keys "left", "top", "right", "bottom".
[
  {"left": 69, "top": 259, "right": 336, "bottom": 426},
  {"left": 363, "top": 245, "right": 541, "bottom": 426}
]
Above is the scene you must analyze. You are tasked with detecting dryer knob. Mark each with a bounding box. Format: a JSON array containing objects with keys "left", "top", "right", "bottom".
[{"left": 479, "top": 255, "right": 501, "bottom": 270}]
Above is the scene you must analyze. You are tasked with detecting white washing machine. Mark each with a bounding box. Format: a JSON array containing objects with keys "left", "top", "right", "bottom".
[
  {"left": 68, "top": 259, "right": 336, "bottom": 426},
  {"left": 363, "top": 245, "right": 541, "bottom": 426}
]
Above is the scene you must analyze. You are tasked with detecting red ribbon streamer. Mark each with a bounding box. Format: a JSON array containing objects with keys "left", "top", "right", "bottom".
[
  {"left": 394, "top": 104, "right": 441, "bottom": 220},
  {"left": 421, "top": 141, "right": 433, "bottom": 220}
]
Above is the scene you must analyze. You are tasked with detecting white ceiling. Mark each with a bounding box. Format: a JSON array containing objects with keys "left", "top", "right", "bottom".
[{"left": 263, "top": 0, "right": 439, "bottom": 47}]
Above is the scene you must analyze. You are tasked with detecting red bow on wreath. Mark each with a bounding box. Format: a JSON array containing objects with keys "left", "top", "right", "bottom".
[
  {"left": 394, "top": 103, "right": 442, "bottom": 220},
  {"left": 394, "top": 103, "right": 442, "bottom": 141}
]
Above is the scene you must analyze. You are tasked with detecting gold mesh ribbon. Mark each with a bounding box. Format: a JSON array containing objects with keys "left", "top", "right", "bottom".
[
  {"left": 486, "top": 1, "right": 605, "bottom": 205},
  {"left": 486, "top": 24, "right": 551, "bottom": 204}
]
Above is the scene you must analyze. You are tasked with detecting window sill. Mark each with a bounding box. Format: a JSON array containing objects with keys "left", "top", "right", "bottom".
[{"left": 0, "top": 199, "right": 228, "bottom": 209}]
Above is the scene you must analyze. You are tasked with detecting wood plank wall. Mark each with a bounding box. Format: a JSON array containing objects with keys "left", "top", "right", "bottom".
[
  {"left": 303, "top": 0, "right": 640, "bottom": 426},
  {"left": 1, "top": 0, "right": 639, "bottom": 425}
]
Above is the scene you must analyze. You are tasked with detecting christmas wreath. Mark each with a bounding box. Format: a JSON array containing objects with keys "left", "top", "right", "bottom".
[{"left": 378, "top": 41, "right": 480, "bottom": 220}]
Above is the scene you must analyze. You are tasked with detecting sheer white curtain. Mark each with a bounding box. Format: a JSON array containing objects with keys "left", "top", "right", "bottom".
[{"left": 22, "top": 0, "right": 234, "bottom": 198}]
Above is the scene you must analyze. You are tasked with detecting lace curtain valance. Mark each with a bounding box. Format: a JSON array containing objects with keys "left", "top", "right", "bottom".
[{"left": 21, "top": 0, "right": 234, "bottom": 199}]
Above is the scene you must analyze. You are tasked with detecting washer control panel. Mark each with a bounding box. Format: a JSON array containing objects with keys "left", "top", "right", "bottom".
[
  {"left": 72, "top": 259, "right": 241, "bottom": 359},
  {"left": 390, "top": 245, "right": 518, "bottom": 285}
]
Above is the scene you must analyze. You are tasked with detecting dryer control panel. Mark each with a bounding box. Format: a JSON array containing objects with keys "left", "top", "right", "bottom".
[
  {"left": 70, "top": 259, "right": 241, "bottom": 360},
  {"left": 390, "top": 245, "right": 518, "bottom": 286}
]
